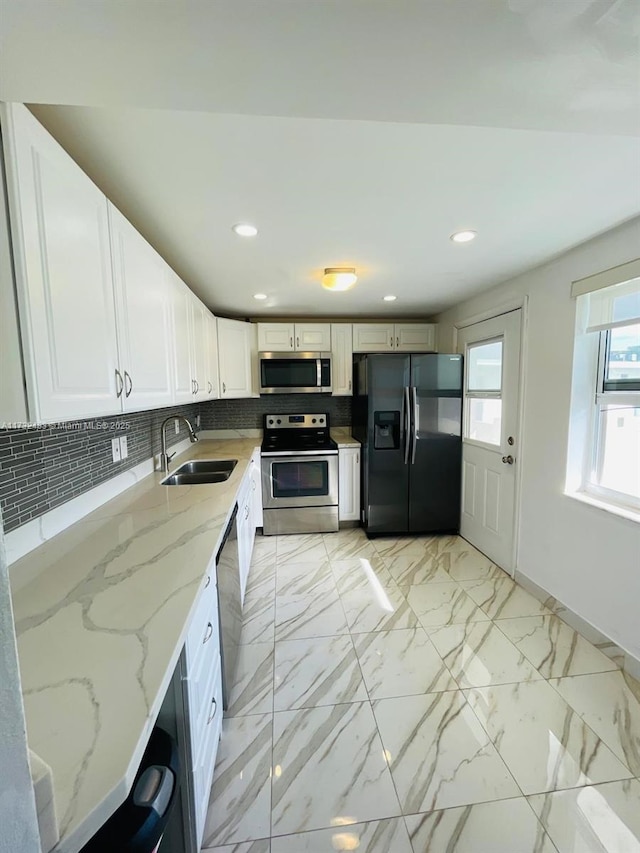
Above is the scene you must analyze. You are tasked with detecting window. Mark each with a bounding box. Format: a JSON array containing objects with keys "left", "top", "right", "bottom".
[
  {"left": 465, "top": 339, "right": 503, "bottom": 446},
  {"left": 569, "top": 262, "right": 640, "bottom": 516},
  {"left": 589, "top": 323, "right": 640, "bottom": 507}
]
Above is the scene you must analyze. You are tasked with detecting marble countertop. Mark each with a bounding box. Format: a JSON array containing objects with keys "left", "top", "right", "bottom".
[
  {"left": 10, "top": 438, "right": 260, "bottom": 853},
  {"left": 331, "top": 428, "right": 360, "bottom": 448}
]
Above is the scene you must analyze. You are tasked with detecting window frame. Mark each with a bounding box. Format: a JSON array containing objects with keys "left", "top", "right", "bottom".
[
  {"left": 582, "top": 328, "right": 640, "bottom": 512},
  {"left": 463, "top": 336, "right": 504, "bottom": 449}
]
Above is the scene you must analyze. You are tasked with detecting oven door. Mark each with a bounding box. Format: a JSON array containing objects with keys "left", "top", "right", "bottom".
[{"left": 261, "top": 452, "right": 338, "bottom": 509}]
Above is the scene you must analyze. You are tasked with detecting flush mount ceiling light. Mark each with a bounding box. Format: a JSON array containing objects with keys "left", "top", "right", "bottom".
[
  {"left": 450, "top": 230, "right": 477, "bottom": 243},
  {"left": 232, "top": 223, "right": 258, "bottom": 237},
  {"left": 253, "top": 293, "right": 267, "bottom": 300},
  {"left": 322, "top": 267, "right": 357, "bottom": 291},
  {"left": 383, "top": 295, "right": 397, "bottom": 302}
]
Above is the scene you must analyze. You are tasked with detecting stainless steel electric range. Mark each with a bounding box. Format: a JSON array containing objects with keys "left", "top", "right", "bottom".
[{"left": 260, "top": 413, "right": 339, "bottom": 535}]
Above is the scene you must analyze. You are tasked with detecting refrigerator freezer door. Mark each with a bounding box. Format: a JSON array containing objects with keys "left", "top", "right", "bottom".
[
  {"left": 408, "top": 355, "right": 463, "bottom": 533},
  {"left": 364, "top": 355, "right": 411, "bottom": 534}
]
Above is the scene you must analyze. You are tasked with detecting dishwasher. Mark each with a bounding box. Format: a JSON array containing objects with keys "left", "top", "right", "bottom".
[{"left": 216, "top": 503, "right": 242, "bottom": 709}]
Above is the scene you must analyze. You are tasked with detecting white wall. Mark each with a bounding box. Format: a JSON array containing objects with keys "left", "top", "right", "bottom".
[
  {"left": 436, "top": 217, "right": 640, "bottom": 660},
  {"left": 0, "top": 508, "right": 41, "bottom": 853}
]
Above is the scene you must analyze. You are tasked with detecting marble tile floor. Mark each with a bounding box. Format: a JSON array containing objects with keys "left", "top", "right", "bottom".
[{"left": 201, "top": 529, "right": 640, "bottom": 853}]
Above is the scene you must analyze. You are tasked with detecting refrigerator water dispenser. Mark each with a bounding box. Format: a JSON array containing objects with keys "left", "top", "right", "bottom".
[{"left": 373, "top": 411, "right": 400, "bottom": 449}]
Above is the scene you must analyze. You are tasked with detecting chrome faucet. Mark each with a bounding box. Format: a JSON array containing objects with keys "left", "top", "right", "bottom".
[{"left": 160, "top": 415, "right": 199, "bottom": 474}]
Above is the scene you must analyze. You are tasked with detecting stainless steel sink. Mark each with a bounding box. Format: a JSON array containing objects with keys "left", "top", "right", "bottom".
[{"left": 161, "top": 459, "right": 238, "bottom": 486}]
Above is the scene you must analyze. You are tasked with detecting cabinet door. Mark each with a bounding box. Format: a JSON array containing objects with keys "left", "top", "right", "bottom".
[
  {"left": 339, "top": 446, "right": 361, "bottom": 521},
  {"left": 3, "top": 103, "right": 121, "bottom": 421},
  {"left": 330, "top": 324, "right": 353, "bottom": 396},
  {"left": 257, "top": 322, "right": 294, "bottom": 351},
  {"left": 109, "top": 205, "right": 174, "bottom": 411},
  {"left": 394, "top": 324, "right": 436, "bottom": 352},
  {"left": 295, "top": 323, "right": 331, "bottom": 351},
  {"left": 250, "top": 450, "right": 263, "bottom": 529},
  {"left": 217, "top": 318, "right": 253, "bottom": 398},
  {"left": 170, "top": 275, "right": 194, "bottom": 404},
  {"left": 204, "top": 311, "right": 220, "bottom": 399},
  {"left": 190, "top": 298, "right": 209, "bottom": 401},
  {"left": 352, "top": 324, "right": 394, "bottom": 353}
]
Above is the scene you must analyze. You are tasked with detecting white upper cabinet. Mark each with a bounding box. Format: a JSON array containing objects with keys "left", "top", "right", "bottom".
[
  {"left": 257, "top": 322, "right": 295, "bottom": 352},
  {"left": 170, "top": 274, "right": 195, "bottom": 405},
  {"left": 217, "top": 318, "right": 253, "bottom": 398},
  {"left": 352, "top": 324, "right": 395, "bottom": 352},
  {"left": 190, "top": 298, "right": 209, "bottom": 401},
  {"left": 295, "top": 323, "right": 331, "bottom": 351},
  {"left": 353, "top": 323, "right": 436, "bottom": 353},
  {"left": 3, "top": 103, "right": 121, "bottom": 421},
  {"left": 108, "top": 205, "right": 174, "bottom": 411},
  {"left": 331, "top": 324, "right": 353, "bottom": 396},
  {"left": 205, "top": 312, "right": 220, "bottom": 400},
  {"left": 394, "top": 323, "right": 436, "bottom": 352},
  {"left": 257, "top": 322, "right": 331, "bottom": 352}
]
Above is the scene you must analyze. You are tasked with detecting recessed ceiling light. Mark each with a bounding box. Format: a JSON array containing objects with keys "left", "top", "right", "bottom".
[
  {"left": 383, "top": 295, "right": 397, "bottom": 302},
  {"left": 450, "top": 230, "right": 477, "bottom": 243},
  {"left": 232, "top": 223, "right": 258, "bottom": 237},
  {"left": 253, "top": 293, "right": 267, "bottom": 300}
]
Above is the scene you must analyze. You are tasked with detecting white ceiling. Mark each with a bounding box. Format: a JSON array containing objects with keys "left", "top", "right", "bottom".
[{"left": 2, "top": 1, "right": 640, "bottom": 317}]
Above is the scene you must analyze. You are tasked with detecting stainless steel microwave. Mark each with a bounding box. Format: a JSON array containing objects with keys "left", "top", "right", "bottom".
[{"left": 259, "top": 352, "right": 332, "bottom": 394}]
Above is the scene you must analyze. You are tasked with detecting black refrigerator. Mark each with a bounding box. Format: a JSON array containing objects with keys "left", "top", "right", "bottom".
[{"left": 352, "top": 353, "right": 463, "bottom": 535}]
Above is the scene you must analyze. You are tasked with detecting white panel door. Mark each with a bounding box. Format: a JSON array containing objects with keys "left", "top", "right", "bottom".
[
  {"left": 458, "top": 310, "right": 522, "bottom": 573},
  {"left": 108, "top": 205, "right": 173, "bottom": 411},
  {"left": 339, "top": 446, "right": 361, "bottom": 521},
  {"left": 190, "top": 298, "right": 209, "bottom": 401},
  {"left": 257, "top": 322, "right": 294, "bottom": 351},
  {"left": 204, "top": 311, "right": 220, "bottom": 399},
  {"left": 395, "top": 324, "right": 436, "bottom": 352},
  {"left": 170, "top": 275, "right": 194, "bottom": 405},
  {"left": 295, "top": 323, "right": 331, "bottom": 351},
  {"left": 217, "top": 318, "right": 253, "bottom": 398},
  {"left": 4, "top": 103, "right": 120, "bottom": 421},
  {"left": 352, "top": 324, "right": 394, "bottom": 352},
  {"left": 331, "top": 324, "right": 354, "bottom": 396}
]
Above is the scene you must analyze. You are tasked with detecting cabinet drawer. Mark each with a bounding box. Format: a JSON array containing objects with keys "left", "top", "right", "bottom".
[
  {"left": 185, "top": 570, "right": 218, "bottom": 671},
  {"left": 188, "top": 646, "right": 221, "bottom": 762}
]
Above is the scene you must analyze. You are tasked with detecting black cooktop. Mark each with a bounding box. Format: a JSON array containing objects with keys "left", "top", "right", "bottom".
[{"left": 261, "top": 413, "right": 338, "bottom": 453}]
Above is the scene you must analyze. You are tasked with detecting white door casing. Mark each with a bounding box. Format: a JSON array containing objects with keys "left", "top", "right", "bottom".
[{"left": 457, "top": 309, "right": 522, "bottom": 573}]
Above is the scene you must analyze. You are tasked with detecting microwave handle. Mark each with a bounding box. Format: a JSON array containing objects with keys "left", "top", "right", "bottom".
[{"left": 317, "top": 359, "right": 322, "bottom": 387}]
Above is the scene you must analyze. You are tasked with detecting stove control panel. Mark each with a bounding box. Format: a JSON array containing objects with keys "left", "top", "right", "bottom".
[{"left": 265, "top": 414, "right": 327, "bottom": 429}]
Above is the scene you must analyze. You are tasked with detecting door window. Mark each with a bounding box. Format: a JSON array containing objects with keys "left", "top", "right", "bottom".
[{"left": 465, "top": 339, "right": 503, "bottom": 446}]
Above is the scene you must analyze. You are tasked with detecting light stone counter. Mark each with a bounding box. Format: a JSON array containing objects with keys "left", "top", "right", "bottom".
[
  {"left": 9, "top": 438, "right": 260, "bottom": 853},
  {"left": 331, "top": 427, "right": 360, "bottom": 448}
]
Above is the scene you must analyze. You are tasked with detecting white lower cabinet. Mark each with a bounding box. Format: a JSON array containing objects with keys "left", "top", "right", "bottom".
[
  {"left": 339, "top": 446, "right": 361, "bottom": 522},
  {"left": 236, "top": 473, "right": 255, "bottom": 605},
  {"left": 183, "top": 568, "right": 222, "bottom": 850}
]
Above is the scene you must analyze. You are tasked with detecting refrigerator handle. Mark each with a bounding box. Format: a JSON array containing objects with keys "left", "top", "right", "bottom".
[
  {"left": 403, "top": 386, "right": 410, "bottom": 465},
  {"left": 411, "top": 386, "right": 418, "bottom": 464}
]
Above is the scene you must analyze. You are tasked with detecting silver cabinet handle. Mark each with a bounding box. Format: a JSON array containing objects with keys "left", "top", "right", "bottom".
[
  {"left": 194, "top": 379, "right": 199, "bottom": 394},
  {"left": 207, "top": 697, "right": 218, "bottom": 725},
  {"left": 296, "top": 336, "right": 300, "bottom": 348},
  {"left": 124, "top": 371, "right": 133, "bottom": 397},
  {"left": 205, "top": 574, "right": 211, "bottom": 589},
  {"left": 290, "top": 336, "right": 293, "bottom": 348},
  {"left": 502, "top": 455, "right": 515, "bottom": 465},
  {"left": 411, "top": 386, "right": 418, "bottom": 464},
  {"left": 203, "top": 621, "right": 213, "bottom": 644},
  {"left": 115, "top": 368, "right": 124, "bottom": 398},
  {"left": 208, "top": 381, "right": 212, "bottom": 394},
  {"left": 252, "top": 479, "right": 256, "bottom": 491},
  {"left": 245, "top": 504, "right": 250, "bottom": 519},
  {"left": 396, "top": 336, "right": 400, "bottom": 348},
  {"left": 223, "top": 382, "right": 226, "bottom": 394},
  {"left": 348, "top": 379, "right": 351, "bottom": 391}
]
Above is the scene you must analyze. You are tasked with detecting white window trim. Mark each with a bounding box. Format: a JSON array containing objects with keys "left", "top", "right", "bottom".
[{"left": 578, "top": 329, "right": 640, "bottom": 516}]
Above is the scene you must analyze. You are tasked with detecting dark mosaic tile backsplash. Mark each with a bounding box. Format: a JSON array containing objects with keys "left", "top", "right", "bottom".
[{"left": 0, "top": 394, "right": 351, "bottom": 533}]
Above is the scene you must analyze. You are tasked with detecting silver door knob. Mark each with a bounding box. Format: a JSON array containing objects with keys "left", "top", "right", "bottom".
[{"left": 502, "top": 455, "right": 514, "bottom": 465}]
